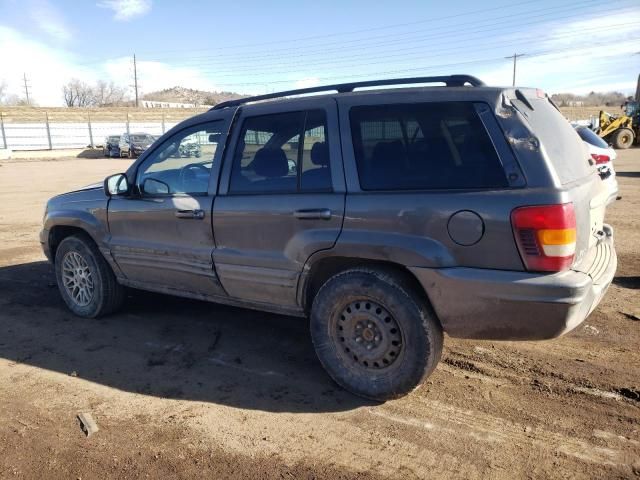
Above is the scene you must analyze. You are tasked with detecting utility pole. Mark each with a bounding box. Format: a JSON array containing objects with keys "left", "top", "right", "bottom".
[
  {"left": 23, "top": 73, "right": 31, "bottom": 105},
  {"left": 133, "top": 54, "right": 139, "bottom": 107},
  {"left": 505, "top": 53, "right": 525, "bottom": 87}
]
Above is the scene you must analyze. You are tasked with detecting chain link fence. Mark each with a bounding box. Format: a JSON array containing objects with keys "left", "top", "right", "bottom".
[{"left": 0, "top": 108, "right": 205, "bottom": 151}]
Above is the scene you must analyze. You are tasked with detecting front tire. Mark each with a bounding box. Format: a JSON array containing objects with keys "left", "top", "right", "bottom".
[
  {"left": 54, "top": 235, "right": 124, "bottom": 318},
  {"left": 310, "top": 268, "right": 443, "bottom": 401}
]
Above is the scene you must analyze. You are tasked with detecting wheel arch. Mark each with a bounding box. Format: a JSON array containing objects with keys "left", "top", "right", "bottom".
[
  {"left": 299, "top": 255, "right": 436, "bottom": 321},
  {"left": 48, "top": 225, "right": 97, "bottom": 260}
]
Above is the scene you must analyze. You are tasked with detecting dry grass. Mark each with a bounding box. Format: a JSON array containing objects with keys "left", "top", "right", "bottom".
[
  {"left": 0, "top": 105, "right": 621, "bottom": 124},
  {"left": 0, "top": 106, "right": 208, "bottom": 123}
]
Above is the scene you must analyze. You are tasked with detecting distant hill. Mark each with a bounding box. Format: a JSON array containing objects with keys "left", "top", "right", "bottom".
[{"left": 142, "top": 86, "right": 243, "bottom": 106}]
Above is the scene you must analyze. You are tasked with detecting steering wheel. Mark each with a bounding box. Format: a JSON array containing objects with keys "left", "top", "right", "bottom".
[{"left": 179, "top": 163, "right": 210, "bottom": 192}]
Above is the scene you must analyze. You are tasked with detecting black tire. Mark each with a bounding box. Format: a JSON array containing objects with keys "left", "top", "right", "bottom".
[
  {"left": 127, "top": 149, "right": 133, "bottom": 159},
  {"left": 310, "top": 268, "right": 443, "bottom": 401},
  {"left": 611, "top": 128, "right": 634, "bottom": 149},
  {"left": 54, "top": 234, "right": 125, "bottom": 318}
]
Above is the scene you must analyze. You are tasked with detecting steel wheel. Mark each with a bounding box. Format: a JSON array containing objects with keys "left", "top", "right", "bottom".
[
  {"left": 61, "top": 251, "right": 94, "bottom": 307},
  {"left": 335, "top": 300, "right": 403, "bottom": 370}
]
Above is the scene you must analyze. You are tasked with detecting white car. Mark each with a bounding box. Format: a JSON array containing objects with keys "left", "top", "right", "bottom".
[{"left": 574, "top": 126, "right": 619, "bottom": 205}]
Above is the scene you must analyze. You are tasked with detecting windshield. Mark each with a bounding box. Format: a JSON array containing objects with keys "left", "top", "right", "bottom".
[
  {"left": 131, "top": 135, "right": 154, "bottom": 144},
  {"left": 575, "top": 127, "right": 608, "bottom": 149}
]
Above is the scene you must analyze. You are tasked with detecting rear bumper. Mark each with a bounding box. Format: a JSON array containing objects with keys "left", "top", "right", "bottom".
[{"left": 409, "top": 228, "right": 617, "bottom": 340}]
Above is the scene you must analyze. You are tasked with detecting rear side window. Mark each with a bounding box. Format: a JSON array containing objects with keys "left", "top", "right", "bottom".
[
  {"left": 575, "top": 126, "right": 609, "bottom": 149},
  {"left": 350, "top": 102, "right": 508, "bottom": 190},
  {"left": 514, "top": 97, "right": 593, "bottom": 184}
]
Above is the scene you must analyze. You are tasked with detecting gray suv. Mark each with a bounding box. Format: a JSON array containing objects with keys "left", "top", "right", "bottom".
[{"left": 40, "top": 76, "right": 617, "bottom": 400}]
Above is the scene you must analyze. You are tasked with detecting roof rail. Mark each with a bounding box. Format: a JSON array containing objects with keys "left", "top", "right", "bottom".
[{"left": 211, "top": 75, "right": 485, "bottom": 110}]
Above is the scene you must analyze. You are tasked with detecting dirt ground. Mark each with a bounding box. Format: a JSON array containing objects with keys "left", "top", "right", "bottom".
[{"left": 0, "top": 150, "right": 638, "bottom": 479}]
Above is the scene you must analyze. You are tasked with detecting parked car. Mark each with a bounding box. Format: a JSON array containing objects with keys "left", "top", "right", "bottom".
[
  {"left": 119, "top": 133, "right": 155, "bottom": 158},
  {"left": 178, "top": 141, "right": 201, "bottom": 158},
  {"left": 41, "top": 76, "right": 616, "bottom": 401},
  {"left": 574, "top": 125, "right": 619, "bottom": 205},
  {"left": 102, "top": 135, "right": 120, "bottom": 157}
]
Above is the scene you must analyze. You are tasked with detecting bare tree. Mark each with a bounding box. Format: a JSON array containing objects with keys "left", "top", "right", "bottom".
[
  {"left": 93, "top": 80, "right": 127, "bottom": 106},
  {"left": 551, "top": 91, "right": 627, "bottom": 107},
  {"left": 0, "top": 82, "right": 27, "bottom": 106},
  {"left": 62, "top": 79, "right": 95, "bottom": 107},
  {"left": 63, "top": 78, "right": 129, "bottom": 107}
]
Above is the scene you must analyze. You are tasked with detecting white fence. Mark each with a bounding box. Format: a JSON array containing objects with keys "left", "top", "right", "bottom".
[{"left": 0, "top": 119, "right": 179, "bottom": 151}]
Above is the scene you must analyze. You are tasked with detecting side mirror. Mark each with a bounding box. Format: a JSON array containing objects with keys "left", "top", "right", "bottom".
[
  {"left": 104, "top": 173, "right": 130, "bottom": 197},
  {"left": 142, "top": 177, "right": 170, "bottom": 195},
  {"left": 208, "top": 133, "right": 221, "bottom": 143}
]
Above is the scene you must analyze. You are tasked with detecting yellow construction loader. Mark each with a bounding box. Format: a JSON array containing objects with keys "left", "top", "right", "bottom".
[{"left": 595, "top": 74, "right": 640, "bottom": 149}]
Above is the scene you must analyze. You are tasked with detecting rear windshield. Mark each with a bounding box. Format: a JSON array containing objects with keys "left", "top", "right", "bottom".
[
  {"left": 514, "top": 98, "right": 593, "bottom": 184},
  {"left": 349, "top": 102, "right": 508, "bottom": 190},
  {"left": 575, "top": 126, "right": 609, "bottom": 149}
]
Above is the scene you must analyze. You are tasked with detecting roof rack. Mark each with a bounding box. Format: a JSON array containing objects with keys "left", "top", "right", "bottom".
[{"left": 211, "top": 74, "right": 485, "bottom": 110}]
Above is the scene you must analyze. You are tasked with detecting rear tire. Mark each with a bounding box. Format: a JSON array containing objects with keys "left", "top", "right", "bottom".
[
  {"left": 310, "top": 268, "right": 443, "bottom": 401},
  {"left": 54, "top": 234, "right": 125, "bottom": 318},
  {"left": 611, "top": 128, "right": 634, "bottom": 149}
]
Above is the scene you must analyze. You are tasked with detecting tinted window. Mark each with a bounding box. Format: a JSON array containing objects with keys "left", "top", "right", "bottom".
[
  {"left": 350, "top": 102, "right": 508, "bottom": 190},
  {"left": 515, "top": 98, "right": 593, "bottom": 184},
  {"left": 136, "top": 121, "right": 223, "bottom": 195},
  {"left": 575, "top": 126, "right": 609, "bottom": 149},
  {"left": 230, "top": 110, "right": 331, "bottom": 193}
]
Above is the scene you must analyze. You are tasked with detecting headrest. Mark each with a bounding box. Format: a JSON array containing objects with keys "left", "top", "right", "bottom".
[
  {"left": 252, "top": 148, "right": 289, "bottom": 178},
  {"left": 310, "top": 142, "right": 329, "bottom": 166}
]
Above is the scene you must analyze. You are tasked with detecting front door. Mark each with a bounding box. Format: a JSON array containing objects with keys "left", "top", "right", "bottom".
[
  {"left": 212, "top": 99, "right": 345, "bottom": 307},
  {"left": 107, "top": 117, "right": 231, "bottom": 298}
]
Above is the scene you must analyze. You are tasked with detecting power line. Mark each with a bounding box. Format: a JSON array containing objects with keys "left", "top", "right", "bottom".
[
  {"left": 142, "top": 2, "right": 639, "bottom": 73},
  {"left": 77, "top": 0, "right": 630, "bottom": 67},
  {"left": 148, "top": 0, "right": 624, "bottom": 63},
  {"left": 135, "top": 0, "right": 543, "bottom": 56},
  {"left": 174, "top": 27, "right": 639, "bottom": 78},
  {"left": 505, "top": 53, "right": 526, "bottom": 86},
  {"left": 205, "top": 43, "right": 640, "bottom": 88}
]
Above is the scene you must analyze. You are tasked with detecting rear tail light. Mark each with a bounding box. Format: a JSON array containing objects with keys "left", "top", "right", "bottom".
[
  {"left": 591, "top": 153, "right": 610, "bottom": 165},
  {"left": 511, "top": 203, "right": 576, "bottom": 272}
]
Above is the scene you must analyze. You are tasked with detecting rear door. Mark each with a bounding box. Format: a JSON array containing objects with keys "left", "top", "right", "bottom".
[{"left": 212, "top": 98, "right": 345, "bottom": 307}]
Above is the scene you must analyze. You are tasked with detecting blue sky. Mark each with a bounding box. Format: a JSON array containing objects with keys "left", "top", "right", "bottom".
[{"left": 1, "top": 0, "right": 639, "bottom": 105}]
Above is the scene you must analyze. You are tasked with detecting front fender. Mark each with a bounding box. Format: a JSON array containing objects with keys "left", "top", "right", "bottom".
[{"left": 43, "top": 209, "right": 107, "bottom": 248}]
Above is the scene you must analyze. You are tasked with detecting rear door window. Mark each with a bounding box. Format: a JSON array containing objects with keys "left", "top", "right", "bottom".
[
  {"left": 229, "top": 110, "right": 332, "bottom": 194},
  {"left": 513, "top": 97, "right": 593, "bottom": 184},
  {"left": 349, "top": 102, "right": 508, "bottom": 190}
]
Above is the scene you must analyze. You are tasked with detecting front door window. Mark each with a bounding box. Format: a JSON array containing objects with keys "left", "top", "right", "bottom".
[{"left": 136, "top": 121, "right": 224, "bottom": 195}]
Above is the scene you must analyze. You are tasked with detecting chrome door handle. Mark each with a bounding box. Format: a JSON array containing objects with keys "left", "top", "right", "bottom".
[
  {"left": 175, "top": 209, "right": 205, "bottom": 219},
  {"left": 294, "top": 208, "right": 332, "bottom": 220}
]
